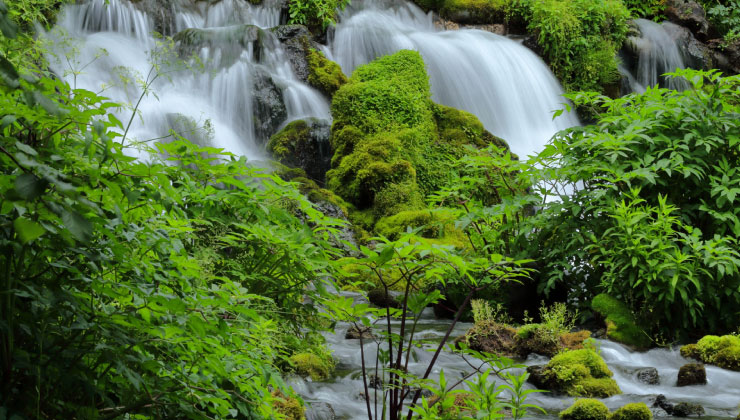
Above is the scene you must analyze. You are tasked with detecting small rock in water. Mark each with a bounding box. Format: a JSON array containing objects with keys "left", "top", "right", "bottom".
[
  {"left": 653, "top": 394, "right": 705, "bottom": 417},
  {"left": 635, "top": 367, "right": 660, "bottom": 385},
  {"left": 367, "top": 289, "right": 400, "bottom": 309},
  {"left": 345, "top": 325, "right": 374, "bottom": 340},
  {"left": 305, "top": 402, "right": 336, "bottom": 420},
  {"left": 677, "top": 363, "right": 707, "bottom": 386}
]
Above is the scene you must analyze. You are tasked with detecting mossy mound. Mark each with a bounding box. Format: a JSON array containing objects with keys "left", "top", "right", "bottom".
[
  {"left": 559, "top": 399, "right": 610, "bottom": 420},
  {"left": 411, "top": 0, "right": 508, "bottom": 24},
  {"left": 272, "top": 390, "right": 305, "bottom": 420},
  {"left": 290, "top": 352, "right": 333, "bottom": 381},
  {"left": 375, "top": 208, "right": 467, "bottom": 246},
  {"left": 680, "top": 335, "right": 740, "bottom": 371},
  {"left": 462, "top": 321, "right": 590, "bottom": 358},
  {"left": 268, "top": 119, "right": 332, "bottom": 184},
  {"left": 307, "top": 48, "right": 348, "bottom": 98},
  {"left": 327, "top": 50, "right": 510, "bottom": 228},
  {"left": 592, "top": 294, "right": 651, "bottom": 349},
  {"left": 610, "top": 403, "right": 652, "bottom": 420},
  {"left": 528, "top": 349, "right": 621, "bottom": 397},
  {"left": 461, "top": 321, "right": 519, "bottom": 357}
]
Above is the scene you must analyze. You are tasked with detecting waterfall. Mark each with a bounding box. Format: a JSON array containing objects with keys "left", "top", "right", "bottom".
[
  {"left": 622, "top": 19, "right": 690, "bottom": 93},
  {"left": 48, "top": 0, "right": 329, "bottom": 159},
  {"left": 331, "top": 0, "right": 579, "bottom": 159}
]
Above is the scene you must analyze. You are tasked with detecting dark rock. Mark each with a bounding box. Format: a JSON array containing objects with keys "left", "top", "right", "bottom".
[
  {"left": 635, "top": 367, "right": 660, "bottom": 385},
  {"left": 305, "top": 401, "right": 336, "bottom": 420},
  {"left": 708, "top": 38, "right": 740, "bottom": 74},
  {"left": 526, "top": 365, "right": 549, "bottom": 389},
  {"left": 664, "top": 0, "right": 716, "bottom": 42},
  {"left": 252, "top": 69, "right": 287, "bottom": 143},
  {"left": 522, "top": 35, "right": 544, "bottom": 57},
  {"left": 677, "top": 363, "right": 707, "bottom": 386},
  {"left": 661, "top": 22, "right": 735, "bottom": 74},
  {"left": 673, "top": 402, "right": 705, "bottom": 417},
  {"left": 368, "top": 374, "right": 383, "bottom": 389},
  {"left": 367, "top": 289, "right": 400, "bottom": 309},
  {"left": 174, "top": 24, "right": 263, "bottom": 66},
  {"left": 267, "top": 118, "right": 332, "bottom": 183},
  {"left": 130, "top": 0, "right": 178, "bottom": 36},
  {"left": 271, "top": 24, "right": 314, "bottom": 83},
  {"left": 345, "top": 325, "right": 374, "bottom": 340},
  {"left": 653, "top": 394, "right": 673, "bottom": 414}
]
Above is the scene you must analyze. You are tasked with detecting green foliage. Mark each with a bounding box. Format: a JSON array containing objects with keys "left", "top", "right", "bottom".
[
  {"left": 526, "top": 0, "right": 630, "bottom": 92},
  {"left": 610, "top": 403, "right": 653, "bottom": 420},
  {"left": 592, "top": 294, "right": 651, "bottom": 349},
  {"left": 559, "top": 399, "right": 610, "bottom": 420},
  {"left": 307, "top": 48, "right": 348, "bottom": 98},
  {"left": 288, "top": 0, "right": 351, "bottom": 31},
  {"left": 681, "top": 335, "right": 740, "bottom": 371},
  {"left": 529, "top": 70, "right": 740, "bottom": 339},
  {"left": 0, "top": 11, "right": 344, "bottom": 417},
  {"left": 706, "top": 1, "right": 740, "bottom": 44},
  {"left": 621, "top": 0, "right": 666, "bottom": 19}
]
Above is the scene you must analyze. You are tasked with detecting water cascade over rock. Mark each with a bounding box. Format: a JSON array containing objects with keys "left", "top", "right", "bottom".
[{"left": 331, "top": 0, "right": 579, "bottom": 158}]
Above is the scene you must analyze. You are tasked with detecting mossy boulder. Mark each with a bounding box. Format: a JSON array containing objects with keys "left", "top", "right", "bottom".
[
  {"left": 307, "top": 48, "right": 348, "bottom": 98},
  {"left": 460, "top": 321, "right": 519, "bottom": 357},
  {"left": 527, "top": 349, "right": 621, "bottom": 397},
  {"left": 290, "top": 352, "right": 332, "bottom": 381},
  {"left": 680, "top": 335, "right": 740, "bottom": 371},
  {"left": 610, "top": 403, "right": 652, "bottom": 420},
  {"left": 174, "top": 24, "right": 263, "bottom": 65},
  {"left": 268, "top": 119, "right": 332, "bottom": 184},
  {"left": 592, "top": 294, "right": 651, "bottom": 349},
  {"left": 462, "top": 321, "right": 590, "bottom": 358},
  {"left": 411, "top": 0, "right": 508, "bottom": 24},
  {"left": 559, "top": 399, "right": 610, "bottom": 420},
  {"left": 327, "top": 50, "right": 511, "bottom": 228},
  {"left": 272, "top": 390, "right": 306, "bottom": 420},
  {"left": 375, "top": 208, "right": 466, "bottom": 246},
  {"left": 677, "top": 363, "right": 706, "bottom": 387}
]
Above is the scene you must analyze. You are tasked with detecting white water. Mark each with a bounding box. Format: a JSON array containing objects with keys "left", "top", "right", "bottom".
[
  {"left": 298, "top": 292, "right": 740, "bottom": 420},
  {"left": 331, "top": 0, "right": 579, "bottom": 159},
  {"left": 623, "top": 19, "right": 690, "bottom": 93},
  {"left": 48, "top": 0, "right": 329, "bottom": 159}
]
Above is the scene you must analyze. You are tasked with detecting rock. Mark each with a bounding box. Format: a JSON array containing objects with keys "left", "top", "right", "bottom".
[
  {"left": 525, "top": 349, "right": 621, "bottom": 397},
  {"left": 368, "top": 374, "right": 383, "bottom": 389},
  {"left": 709, "top": 38, "right": 740, "bottom": 74},
  {"left": 677, "top": 363, "right": 707, "bottom": 386},
  {"left": 305, "top": 402, "right": 336, "bottom": 420},
  {"left": 345, "top": 325, "right": 374, "bottom": 340},
  {"left": 367, "top": 289, "right": 400, "bottom": 309},
  {"left": 664, "top": 0, "right": 716, "bottom": 42},
  {"left": 267, "top": 118, "right": 331, "bottom": 183},
  {"left": 252, "top": 69, "right": 288, "bottom": 142},
  {"left": 526, "top": 365, "right": 549, "bottom": 389},
  {"left": 174, "top": 24, "right": 263, "bottom": 66},
  {"left": 673, "top": 402, "right": 705, "bottom": 417},
  {"left": 129, "top": 0, "right": 178, "bottom": 36},
  {"left": 462, "top": 321, "right": 519, "bottom": 357},
  {"left": 271, "top": 24, "right": 314, "bottom": 83},
  {"left": 660, "top": 22, "right": 735, "bottom": 74},
  {"left": 635, "top": 367, "right": 660, "bottom": 385},
  {"left": 654, "top": 394, "right": 705, "bottom": 417}
]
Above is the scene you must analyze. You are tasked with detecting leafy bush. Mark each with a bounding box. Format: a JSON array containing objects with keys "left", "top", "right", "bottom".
[
  {"left": 706, "top": 1, "right": 740, "bottom": 44},
  {"left": 288, "top": 0, "right": 351, "bottom": 31}
]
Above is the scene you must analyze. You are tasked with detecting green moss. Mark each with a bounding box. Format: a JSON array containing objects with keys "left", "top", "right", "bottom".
[
  {"left": 290, "top": 352, "right": 332, "bottom": 381},
  {"left": 610, "top": 403, "right": 652, "bottom": 420},
  {"left": 559, "top": 399, "right": 610, "bottom": 420},
  {"left": 592, "top": 294, "right": 651, "bottom": 349},
  {"left": 268, "top": 120, "right": 311, "bottom": 160},
  {"left": 307, "top": 48, "right": 348, "bottom": 98},
  {"left": 440, "top": 0, "right": 508, "bottom": 22},
  {"left": 543, "top": 349, "right": 621, "bottom": 397},
  {"left": 681, "top": 335, "right": 740, "bottom": 371},
  {"left": 272, "top": 390, "right": 305, "bottom": 420}
]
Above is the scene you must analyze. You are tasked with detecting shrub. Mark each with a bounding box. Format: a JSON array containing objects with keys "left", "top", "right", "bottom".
[
  {"left": 288, "top": 0, "right": 350, "bottom": 31},
  {"left": 560, "top": 399, "right": 610, "bottom": 420}
]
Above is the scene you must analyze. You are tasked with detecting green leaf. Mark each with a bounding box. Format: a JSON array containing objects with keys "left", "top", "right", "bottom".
[
  {"left": 13, "top": 217, "right": 45, "bottom": 243},
  {"left": 14, "top": 173, "right": 46, "bottom": 200},
  {"left": 62, "top": 209, "right": 93, "bottom": 243}
]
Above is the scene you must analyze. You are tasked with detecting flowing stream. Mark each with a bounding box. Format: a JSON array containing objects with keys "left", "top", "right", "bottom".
[{"left": 294, "top": 293, "right": 740, "bottom": 420}]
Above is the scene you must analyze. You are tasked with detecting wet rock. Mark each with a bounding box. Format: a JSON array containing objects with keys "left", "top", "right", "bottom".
[
  {"left": 461, "top": 322, "right": 519, "bottom": 357},
  {"left": 664, "top": 0, "right": 716, "bottom": 42},
  {"left": 526, "top": 365, "right": 549, "bottom": 390},
  {"left": 661, "top": 22, "right": 735, "bottom": 74},
  {"left": 433, "top": 18, "right": 505, "bottom": 35},
  {"left": 174, "top": 24, "right": 263, "bottom": 66},
  {"left": 271, "top": 24, "right": 314, "bottom": 83},
  {"left": 252, "top": 69, "right": 287, "bottom": 142},
  {"left": 345, "top": 325, "right": 374, "bottom": 340},
  {"left": 635, "top": 367, "right": 660, "bottom": 385},
  {"left": 267, "top": 118, "right": 331, "bottom": 183},
  {"left": 305, "top": 402, "right": 336, "bottom": 420},
  {"left": 708, "top": 38, "right": 740, "bottom": 74},
  {"left": 367, "top": 289, "right": 400, "bottom": 309},
  {"left": 654, "top": 395, "right": 706, "bottom": 417},
  {"left": 677, "top": 363, "right": 706, "bottom": 386},
  {"left": 130, "top": 0, "right": 177, "bottom": 36}
]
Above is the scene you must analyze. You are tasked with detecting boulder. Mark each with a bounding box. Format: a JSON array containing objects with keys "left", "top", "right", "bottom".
[
  {"left": 664, "top": 0, "right": 716, "bottom": 42},
  {"left": 367, "top": 289, "right": 400, "bottom": 309},
  {"left": 252, "top": 68, "right": 288, "bottom": 142},
  {"left": 174, "top": 24, "right": 263, "bottom": 66},
  {"left": 653, "top": 394, "right": 704, "bottom": 417},
  {"left": 271, "top": 24, "right": 314, "bottom": 83},
  {"left": 635, "top": 367, "right": 660, "bottom": 385},
  {"left": 345, "top": 325, "right": 374, "bottom": 340},
  {"left": 305, "top": 402, "right": 336, "bottom": 420},
  {"left": 461, "top": 321, "right": 519, "bottom": 357},
  {"left": 267, "top": 119, "right": 331, "bottom": 183},
  {"left": 677, "top": 363, "right": 707, "bottom": 386}
]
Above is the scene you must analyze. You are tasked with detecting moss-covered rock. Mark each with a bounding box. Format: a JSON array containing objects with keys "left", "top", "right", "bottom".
[
  {"left": 527, "top": 349, "right": 621, "bottom": 397},
  {"left": 327, "top": 50, "right": 511, "bottom": 228},
  {"left": 680, "top": 335, "right": 740, "bottom": 371},
  {"left": 375, "top": 208, "right": 465, "bottom": 244},
  {"left": 592, "top": 294, "right": 651, "bottom": 349},
  {"left": 461, "top": 321, "right": 519, "bottom": 357},
  {"left": 610, "top": 403, "right": 652, "bottom": 420},
  {"left": 677, "top": 363, "right": 706, "bottom": 387},
  {"left": 272, "top": 390, "right": 306, "bottom": 420},
  {"left": 290, "top": 352, "right": 332, "bottom": 381},
  {"left": 268, "top": 119, "right": 332, "bottom": 184},
  {"left": 411, "top": 0, "right": 509, "bottom": 24},
  {"left": 559, "top": 398, "right": 610, "bottom": 420},
  {"left": 307, "top": 48, "right": 348, "bottom": 98}
]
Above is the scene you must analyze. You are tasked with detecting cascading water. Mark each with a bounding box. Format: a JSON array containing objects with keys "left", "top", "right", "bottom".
[
  {"left": 621, "top": 19, "right": 690, "bottom": 93},
  {"left": 48, "top": 0, "right": 330, "bottom": 159},
  {"left": 331, "top": 0, "right": 579, "bottom": 159}
]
